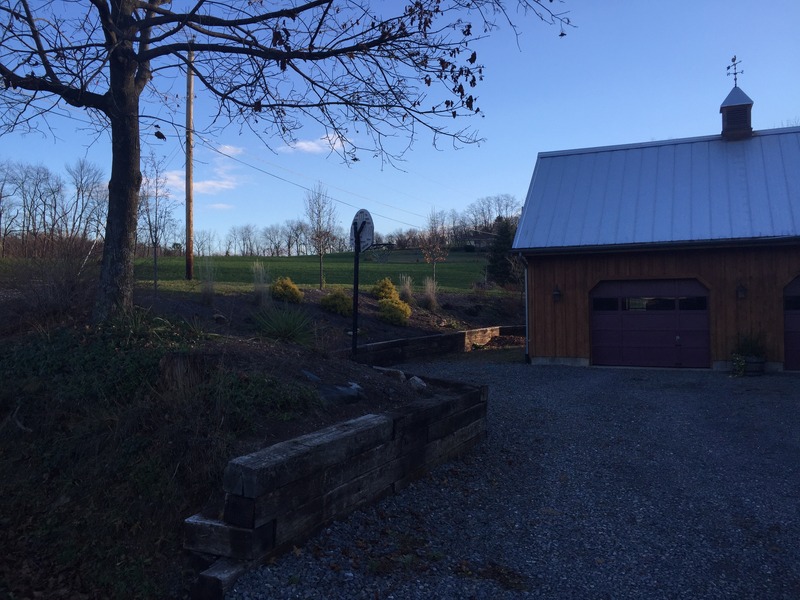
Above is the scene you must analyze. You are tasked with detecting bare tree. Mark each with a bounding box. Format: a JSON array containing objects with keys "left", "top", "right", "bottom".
[
  {"left": 304, "top": 183, "right": 338, "bottom": 289},
  {"left": 261, "top": 223, "right": 285, "bottom": 257},
  {"left": 65, "top": 158, "right": 107, "bottom": 243},
  {"left": 419, "top": 209, "right": 449, "bottom": 283},
  {"left": 195, "top": 229, "right": 217, "bottom": 257},
  {"left": 0, "top": 1, "right": 571, "bottom": 321},
  {"left": 138, "top": 151, "right": 177, "bottom": 292},
  {"left": 0, "top": 160, "right": 20, "bottom": 257},
  {"left": 284, "top": 219, "right": 306, "bottom": 257},
  {"left": 239, "top": 224, "right": 259, "bottom": 256}
]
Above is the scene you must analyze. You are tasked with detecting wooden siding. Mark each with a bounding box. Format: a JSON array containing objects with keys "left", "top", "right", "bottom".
[{"left": 525, "top": 244, "right": 800, "bottom": 365}]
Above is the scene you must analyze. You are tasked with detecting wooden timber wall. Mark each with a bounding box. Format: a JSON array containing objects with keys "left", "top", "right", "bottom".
[
  {"left": 185, "top": 377, "right": 488, "bottom": 599},
  {"left": 525, "top": 244, "right": 800, "bottom": 366}
]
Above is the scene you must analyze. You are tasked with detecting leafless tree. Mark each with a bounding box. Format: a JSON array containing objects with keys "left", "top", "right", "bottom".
[
  {"left": 304, "top": 183, "right": 338, "bottom": 289},
  {"left": 261, "top": 223, "right": 285, "bottom": 257},
  {"left": 65, "top": 158, "right": 107, "bottom": 243},
  {"left": 195, "top": 229, "right": 217, "bottom": 256},
  {"left": 0, "top": 1, "right": 571, "bottom": 321},
  {"left": 239, "top": 223, "right": 259, "bottom": 256},
  {"left": 284, "top": 219, "right": 306, "bottom": 257},
  {"left": 138, "top": 151, "right": 177, "bottom": 292},
  {"left": 0, "top": 160, "right": 20, "bottom": 257},
  {"left": 419, "top": 209, "right": 449, "bottom": 282}
]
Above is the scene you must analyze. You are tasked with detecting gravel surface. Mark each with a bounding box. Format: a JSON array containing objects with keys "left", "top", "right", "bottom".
[{"left": 229, "top": 362, "right": 800, "bottom": 599}]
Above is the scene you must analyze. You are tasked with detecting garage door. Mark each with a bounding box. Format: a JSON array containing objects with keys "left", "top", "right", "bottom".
[
  {"left": 591, "top": 279, "right": 710, "bottom": 368},
  {"left": 785, "top": 277, "right": 800, "bottom": 371}
]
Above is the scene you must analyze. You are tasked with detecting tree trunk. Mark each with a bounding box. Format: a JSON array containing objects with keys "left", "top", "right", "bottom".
[
  {"left": 93, "top": 56, "right": 142, "bottom": 322},
  {"left": 318, "top": 252, "right": 324, "bottom": 289}
]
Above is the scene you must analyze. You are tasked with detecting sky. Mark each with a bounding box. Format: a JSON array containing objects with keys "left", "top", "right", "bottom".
[{"left": 3, "top": 1, "right": 800, "bottom": 243}]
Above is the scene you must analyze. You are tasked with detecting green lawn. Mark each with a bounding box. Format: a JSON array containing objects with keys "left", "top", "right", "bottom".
[{"left": 135, "top": 249, "right": 488, "bottom": 292}]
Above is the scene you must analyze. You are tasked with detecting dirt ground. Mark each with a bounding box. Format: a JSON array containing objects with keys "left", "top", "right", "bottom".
[{"left": 134, "top": 286, "right": 526, "bottom": 448}]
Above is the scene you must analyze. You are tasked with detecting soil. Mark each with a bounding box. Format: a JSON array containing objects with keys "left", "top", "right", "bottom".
[
  {"left": 0, "top": 284, "right": 525, "bottom": 599},
  {"left": 135, "top": 286, "right": 526, "bottom": 449}
]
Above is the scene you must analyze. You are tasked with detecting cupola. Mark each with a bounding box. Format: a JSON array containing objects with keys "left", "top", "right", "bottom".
[
  {"left": 720, "top": 86, "right": 753, "bottom": 140},
  {"left": 720, "top": 56, "right": 752, "bottom": 140}
]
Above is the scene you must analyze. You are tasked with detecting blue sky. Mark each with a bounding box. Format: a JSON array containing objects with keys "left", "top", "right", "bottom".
[{"left": 3, "top": 1, "right": 799, "bottom": 241}]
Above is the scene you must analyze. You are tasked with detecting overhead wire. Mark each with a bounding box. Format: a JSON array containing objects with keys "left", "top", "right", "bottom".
[{"left": 194, "top": 134, "right": 426, "bottom": 230}]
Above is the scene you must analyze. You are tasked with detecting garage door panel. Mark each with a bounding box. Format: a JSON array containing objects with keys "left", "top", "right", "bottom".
[
  {"left": 621, "top": 346, "right": 676, "bottom": 367},
  {"left": 592, "top": 346, "right": 622, "bottom": 366},
  {"left": 590, "top": 279, "right": 709, "bottom": 368},
  {"left": 680, "top": 348, "right": 710, "bottom": 368},
  {"left": 676, "top": 330, "right": 709, "bottom": 347},
  {"left": 677, "top": 313, "right": 709, "bottom": 329},
  {"left": 623, "top": 330, "right": 676, "bottom": 347},
  {"left": 622, "top": 314, "right": 676, "bottom": 329}
]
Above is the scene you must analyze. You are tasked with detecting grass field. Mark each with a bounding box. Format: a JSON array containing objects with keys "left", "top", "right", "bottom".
[{"left": 135, "top": 249, "right": 489, "bottom": 292}]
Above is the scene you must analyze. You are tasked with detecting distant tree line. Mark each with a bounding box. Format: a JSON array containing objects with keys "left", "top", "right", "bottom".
[
  {"left": 2, "top": 157, "right": 522, "bottom": 286},
  {"left": 0, "top": 158, "right": 107, "bottom": 259},
  {"left": 203, "top": 193, "right": 521, "bottom": 258},
  {"left": 0, "top": 157, "right": 186, "bottom": 262}
]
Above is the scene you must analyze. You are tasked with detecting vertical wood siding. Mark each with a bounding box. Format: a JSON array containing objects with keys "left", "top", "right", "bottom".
[{"left": 526, "top": 244, "right": 800, "bottom": 364}]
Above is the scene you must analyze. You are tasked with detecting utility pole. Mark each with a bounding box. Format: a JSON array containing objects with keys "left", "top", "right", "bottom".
[{"left": 185, "top": 43, "right": 195, "bottom": 280}]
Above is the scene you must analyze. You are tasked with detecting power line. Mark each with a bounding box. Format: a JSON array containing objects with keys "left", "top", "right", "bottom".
[{"left": 195, "top": 135, "right": 425, "bottom": 230}]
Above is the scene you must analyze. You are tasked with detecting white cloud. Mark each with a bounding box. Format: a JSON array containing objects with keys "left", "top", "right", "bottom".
[
  {"left": 208, "top": 203, "right": 234, "bottom": 211},
  {"left": 279, "top": 135, "right": 343, "bottom": 154},
  {"left": 217, "top": 144, "right": 244, "bottom": 156},
  {"left": 166, "top": 147, "right": 245, "bottom": 196},
  {"left": 194, "top": 173, "right": 238, "bottom": 194}
]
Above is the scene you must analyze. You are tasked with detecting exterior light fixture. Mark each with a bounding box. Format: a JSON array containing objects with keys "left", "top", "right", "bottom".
[
  {"left": 736, "top": 284, "right": 747, "bottom": 300},
  {"left": 553, "top": 285, "right": 563, "bottom": 302}
]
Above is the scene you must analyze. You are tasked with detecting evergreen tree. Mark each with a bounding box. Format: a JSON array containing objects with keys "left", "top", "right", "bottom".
[{"left": 487, "top": 217, "right": 516, "bottom": 285}]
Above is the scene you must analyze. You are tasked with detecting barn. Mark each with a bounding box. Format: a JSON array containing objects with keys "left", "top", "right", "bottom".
[{"left": 513, "top": 85, "right": 800, "bottom": 370}]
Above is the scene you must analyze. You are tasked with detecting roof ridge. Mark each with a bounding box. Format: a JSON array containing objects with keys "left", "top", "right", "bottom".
[{"left": 538, "top": 126, "right": 800, "bottom": 159}]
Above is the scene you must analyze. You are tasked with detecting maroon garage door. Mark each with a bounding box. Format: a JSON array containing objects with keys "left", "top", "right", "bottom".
[
  {"left": 785, "top": 277, "right": 800, "bottom": 371},
  {"left": 591, "top": 279, "right": 710, "bottom": 368}
]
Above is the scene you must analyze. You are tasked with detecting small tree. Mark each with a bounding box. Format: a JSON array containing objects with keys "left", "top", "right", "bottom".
[
  {"left": 304, "top": 183, "right": 338, "bottom": 290},
  {"left": 138, "top": 151, "right": 177, "bottom": 294},
  {"left": 419, "top": 209, "right": 449, "bottom": 283}
]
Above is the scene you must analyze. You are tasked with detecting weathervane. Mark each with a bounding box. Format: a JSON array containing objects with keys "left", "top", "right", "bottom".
[{"left": 727, "top": 55, "right": 743, "bottom": 87}]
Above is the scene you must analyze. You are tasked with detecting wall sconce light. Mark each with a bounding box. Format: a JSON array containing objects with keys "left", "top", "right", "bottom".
[
  {"left": 736, "top": 284, "right": 747, "bottom": 300},
  {"left": 552, "top": 285, "right": 563, "bottom": 302}
]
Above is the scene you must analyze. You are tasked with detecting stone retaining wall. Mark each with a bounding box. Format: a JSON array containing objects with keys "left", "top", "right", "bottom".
[
  {"left": 345, "top": 325, "right": 525, "bottom": 366},
  {"left": 185, "top": 376, "right": 488, "bottom": 599}
]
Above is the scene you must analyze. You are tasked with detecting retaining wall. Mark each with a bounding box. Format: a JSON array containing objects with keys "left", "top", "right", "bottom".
[
  {"left": 345, "top": 325, "right": 525, "bottom": 366},
  {"left": 185, "top": 376, "right": 488, "bottom": 599}
]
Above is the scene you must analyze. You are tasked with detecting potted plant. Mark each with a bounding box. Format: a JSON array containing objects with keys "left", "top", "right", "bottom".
[{"left": 732, "top": 333, "right": 766, "bottom": 376}]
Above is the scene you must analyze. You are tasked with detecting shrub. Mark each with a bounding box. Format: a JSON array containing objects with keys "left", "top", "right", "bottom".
[
  {"left": 252, "top": 260, "right": 270, "bottom": 306},
  {"left": 200, "top": 258, "right": 216, "bottom": 306},
  {"left": 398, "top": 274, "right": 415, "bottom": 305},
  {"left": 378, "top": 297, "right": 412, "bottom": 326},
  {"left": 320, "top": 288, "right": 353, "bottom": 317},
  {"left": 419, "top": 276, "right": 438, "bottom": 311},
  {"left": 271, "top": 276, "right": 304, "bottom": 303},
  {"left": 371, "top": 277, "right": 399, "bottom": 301},
  {"left": 253, "top": 304, "right": 313, "bottom": 344}
]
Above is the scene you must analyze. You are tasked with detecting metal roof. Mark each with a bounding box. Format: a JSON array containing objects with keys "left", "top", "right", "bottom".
[
  {"left": 513, "top": 126, "right": 800, "bottom": 253},
  {"left": 720, "top": 86, "right": 753, "bottom": 109}
]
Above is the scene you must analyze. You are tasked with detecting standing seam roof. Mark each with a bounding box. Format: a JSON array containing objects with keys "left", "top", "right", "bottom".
[{"left": 513, "top": 127, "right": 800, "bottom": 251}]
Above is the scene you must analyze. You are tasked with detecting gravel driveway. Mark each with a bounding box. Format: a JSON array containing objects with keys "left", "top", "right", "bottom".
[{"left": 230, "top": 362, "right": 800, "bottom": 599}]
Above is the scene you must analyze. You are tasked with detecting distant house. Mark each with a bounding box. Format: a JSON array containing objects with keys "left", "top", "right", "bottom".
[
  {"left": 513, "top": 85, "right": 800, "bottom": 370},
  {"left": 462, "top": 230, "right": 495, "bottom": 250}
]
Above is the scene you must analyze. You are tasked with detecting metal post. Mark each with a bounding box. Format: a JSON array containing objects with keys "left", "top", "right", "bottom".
[{"left": 351, "top": 222, "right": 363, "bottom": 356}]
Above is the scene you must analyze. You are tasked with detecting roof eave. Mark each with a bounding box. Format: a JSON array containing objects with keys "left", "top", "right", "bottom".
[{"left": 514, "top": 236, "right": 800, "bottom": 257}]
